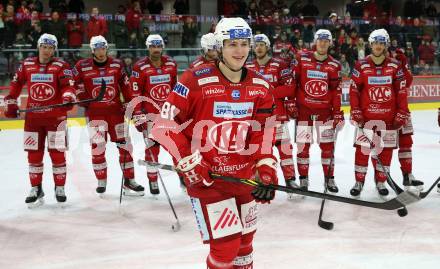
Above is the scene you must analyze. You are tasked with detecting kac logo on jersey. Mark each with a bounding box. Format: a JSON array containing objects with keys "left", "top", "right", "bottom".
[
  {"left": 173, "top": 82, "right": 189, "bottom": 98},
  {"left": 231, "top": 90, "right": 240, "bottom": 100},
  {"left": 150, "top": 84, "right": 171, "bottom": 101},
  {"left": 150, "top": 74, "right": 171, "bottom": 84},
  {"left": 304, "top": 80, "right": 328, "bottom": 97},
  {"left": 368, "top": 86, "right": 392, "bottom": 103},
  {"left": 30, "top": 73, "right": 54, "bottom": 83},
  {"left": 29, "top": 83, "right": 55, "bottom": 101},
  {"left": 213, "top": 102, "right": 254, "bottom": 119},
  {"left": 92, "top": 76, "right": 115, "bottom": 85},
  {"left": 306, "top": 70, "right": 328, "bottom": 79},
  {"left": 194, "top": 68, "right": 212, "bottom": 77},
  {"left": 92, "top": 85, "right": 116, "bottom": 102},
  {"left": 368, "top": 76, "right": 392, "bottom": 85},
  {"left": 208, "top": 120, "right": 251, "bottom": 153}
]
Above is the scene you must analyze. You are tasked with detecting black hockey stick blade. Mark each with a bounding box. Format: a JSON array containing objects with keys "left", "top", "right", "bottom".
[
  {"left": 318, "top": 199, "right": 334, "bottom": 230},
  {"left": 139, "top": 160, "right": 422, "bottom": 210},
  {"left": 19, "top": 79, "right": 106, "bottom": 113},
  {"left": 419, "top": 176, "right": 440, "bottom": 198}
]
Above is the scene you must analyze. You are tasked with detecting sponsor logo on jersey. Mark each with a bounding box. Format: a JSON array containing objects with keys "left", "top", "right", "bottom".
[
  {"left": 213, "top": 102, "right": 253, "bottom": 119},
  {"left": 396, "top": 70, "right": 404, "bottom": 77},
  {"left": 24, "top": 62, "right": 34, "bottom": 66},
  {"left": 262, "top": 74, "right": 274, "bottom": 82},
  {"left": 202, "top": 85, "right": 226, "bottom": 98},
  {"left": 252, "top": 78, "right": 269, "bottom": 89},
  {"left": 368, "top": 76, "right": 392, "bottom": 85},
  {"left": 173, "top": 82, "right": 189, "bottom": 98},
  {"left": 131, "top": 71, "right": 139, "bottom": 78},
  {"left": 193, "top": 68, "right": 212, "bottom": 77},
  {"left": 81, "top": 66, "right": 93, "bottom": 72},
  {"left": 92, "top": 76, "right": 115, "bottom": 85},
  {"left": 150, "top": 74, "right": 171, "bottom": 84},
  {"left": 72, "top": 67, "right": 79, "bottom": 76},
  {"left": 368, "top": 86, "right": 392, "bottom": 103},
  {"left": 245, "top": 86, "right": 267, "bottom": 99},
  {"left": 29, "top": 83, "right": 55, "bottom": 101},
  {"left": 212, "top": 163, "right": 249, "bottom": 173},
  {"left": 306, "top": 70, "right": 328, "bottom": 79},
  {"left": 231, "top": 89, "right": 241, "bottom": 100},
  {"left": 110, "top": 63, "right": 120, "bottom": 68},
  {"left": 280, "top": 68, "right": 291, "bottom": 76},
  {"left": 208, "top": 121, "right": 251, "bottom": 153},
  {"left": 63, "top": 69, "right": 72, "bottom": 76},
  {"left": 30, "top": 73, "right": 53, "bottom": 82},
  {"left": 150, "top": 84, "right": 171, "bottom": 101},
  {"left": 304, "top": 80, "right": 328, "bottom": 97},
  {"left": 198, "top": 76, "right": 219, "bottom": 86}
]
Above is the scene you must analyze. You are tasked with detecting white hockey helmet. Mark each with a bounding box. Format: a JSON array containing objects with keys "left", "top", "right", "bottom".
[
  {"left": 214, "top": 17, "right": 253, "bottom": 50},
  {"left": 146, "top": 34, "right": 165, "bottom": 48},
  {"left": 368, "top": 28, "right": 390, "bottom": 45},
  {"left": 314, "top": 29, "right": 332, "bottom": 44},
  {"left": 254, "top": 34, "right": 271, "bottom": 47},
  {"left": 90, "top": 35, "right": 108, "bottom": 51},
  {"left": 37, "top": 33, "right": 58, "bottom": 49},
  {"left": 200, "top": 33, "right": 216, "bottom": 52}
]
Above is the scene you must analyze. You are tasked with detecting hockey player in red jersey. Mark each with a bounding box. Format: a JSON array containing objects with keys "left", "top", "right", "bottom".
[
  {"left": 73, "top": 35, "right": 144, "bottom": 196},
  {"left": 350, "top": 29, "right": 410, "bottom": 197},
  {"left": 272, "top": 31, "right": 297, "bottom": 64},
  {"left": 245, "top": 33, "right": 297, "bottom": 188},
  {"left": 190, "top": 32, "right": 218, "bottom": 68},
  {"left": 150, "top": 17, "right": 277, "bottom": 269},
  {"left": 4, "top": 33, "right": 76, "bottom": 206},
  {"left": 389, "top": 48, "right": 424, "bottom": 190},
  {"left": 127, "top": 34, "right": 177, "bottom": 195},
  {"left": 291, "top": 29, "right": 344, "bottom": 192}
]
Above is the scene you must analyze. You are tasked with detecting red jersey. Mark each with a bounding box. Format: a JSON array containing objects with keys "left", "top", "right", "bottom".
[
  {"left": 246, "top": 57, "right": 294, "bottom": 121},
  {"left": 9, "top": 57, "right": 75, "bottom": 119},
  {"left": 73, "top": 57, "right": 130, "bottom": 116},
  {"left": 151, "top": 63, "right": 276, "bottom": 198},
  {"left": 293, "top": 51, "right": 342, "bottom": 111},
  {"left": 350, "top": 56, "right": 408, "bottom": 124},
  {"left": 190, "top": 55, "right": 216, "bottom": 69},
  {"left": 128, "top": 55, "right": 177, "bottom": 114},
  {"left": 272, "top": 40, "right": 297, "bottom": 64}
]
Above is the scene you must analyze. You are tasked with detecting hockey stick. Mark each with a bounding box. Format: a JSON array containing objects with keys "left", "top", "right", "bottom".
[
  {"left": 138, "top": 160, "right": 421, "bottom": 210},
  {"left": 19, "top": 79, "right": 106, "bottom": 113},
  {"left": 318, "top": 129, "right": 338, "bottom": 231},
  {"left": 147, "top": 148, "right": 181, "bottom": 232},
  {"left": 359, "top": 128, "right": 408, "bottom": 217},
  {"left": 119, "top": 141, "right": 127, "bottom": 205},
  {"left": 419, "top": 176, "right": 440, "bottom": 198}
]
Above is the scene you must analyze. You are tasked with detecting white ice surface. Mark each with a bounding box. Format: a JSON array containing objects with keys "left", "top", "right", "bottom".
[{"left": 0, "top": 110, "right": 439, "bottom": 269}]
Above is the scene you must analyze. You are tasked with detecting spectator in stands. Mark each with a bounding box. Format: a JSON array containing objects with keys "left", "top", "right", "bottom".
[
  {"left": 30, "top": 0, "right": 44, "bottom": 13},
  {"left": 406, "top": 18, "right": 423, "bottom": 59},
  {"left": 139, "top": 25, "right": 150, "bottom": 47},
  {"left": 43, "top": 11, "right": 67, "bottom": 48},
  {"left": 181, "top": 16, "right": 198, "bottom": 53},
  {"left": 16, "top": 1, "right": 30, "bottom": 26},
  {"left": 363, "top": 0, "right": 378, "bottom": 18},
  {"left": 303, "top": 24, "right": 314, "bottom": 47},
  {"left": 289, "top": 0, "right": 303, "bottom": 17},
  {"left": 355, "top": 37, "right": 368, "bottom": 60},
  {"left": 346, "top": 0, "right": 363, "bottom": 17},
  {"left": 247, "top": 0, "right": 259, "bottom": 18},
  {"left": 418, "top": 62, "right": 433, "bottom": 75},
  {"left": 28, "top": 21, "right": 42, "bottom": 48},
  {"left": 86, "top": 7, "right": 108, "bottom": 40},
  {"left": 289, "top": 28, "right": 301, "bottom": 47},
  {"left": 173, "top": 0, "right": 189, "bottom": 15},
  {"left": 426, "top": 2, "right": 437, "bottom": 17},
  {"left": 302, "top": 0, "right": 319, "bottom": 17},
  {"left": 112, "top": 12, "right": 129, "bottom": 49},
  {"left": 122, "top": 54, "right": 134, "bottom": 75},
  {"left": 326, "top": 13, "right": 340, "bottom": 38},
  {"left": 388, "top": 16, "right": 406, "bottom": 47},
  {"left": 341, "top": 36, "right": 357, "bottom": 66},
  {"left": 2, "top": 4, "right": 17, "bottom": 48},
  {"left": 260, "top": 0, "right": 275, "bottom": 13},
  {"left": 340, "top": 54, "right": 351, "bottom": 77},
  {"left": 20, "top": 10, "right": 39, "bottom": 40},
  {"left": 68, "top": 0, "right": 85, "bottom": 14},
  {"left": 234, "top": 0, "right": 248, "bottom": 17},
  {"left": 147, "top": 0, "right": 163, "bottom": 15},
  {"left": 405, "top": 41, "right": 416, "bottom": 66},
  {"left": 66, "top": 14, "right": 84, "bottom": 48},
  {"left": 418, "top": 38, "right": 435, "bottom": 64},
  {"left": 49, "top": 0, "right": 67, "bottom": 13},
  {"left": 126, "top": 1, "right": 143, "bottom": 41}
]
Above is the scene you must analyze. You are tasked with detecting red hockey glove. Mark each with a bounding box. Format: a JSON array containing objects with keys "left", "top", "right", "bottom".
[
  {"left": 176, "top": 150, "right": 213, "bottom": 188},
  {"left": 62, "top": 92, "right": 77, "bottom": 111},
  {"left": 252, "top": 158, "right": 278, "bottom": 204},
  {"left": 284, "top": 99, "right": 298, "bottom": 119},
  {"left": 332, "top": 110, "right": 345, "bottom": 130},
  {"left": 393, "top": 110, "right": 409, "bottom": 129},
  {"left": 350, "top": 108, "right": 364, "bottom": 127},
  {"left": 438, "top": 108, "right": 440, "bottom": 127},
  {"left": 132, "top": 113, "right": 148, "bottom": 132},
  {"left": 4, "top": 95, "right": 19, "bottom": 118}
]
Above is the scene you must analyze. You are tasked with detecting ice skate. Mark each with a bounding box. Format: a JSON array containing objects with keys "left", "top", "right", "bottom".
[
  {"left": 324, "top": 176, "right": 339, "bottom": 193},
  {"left": 403, "top": 173, "right": 424, "bottom": 192},
  {"left": 123, "top": 179, "right": 145, "bottom": 196},
  {"left": 350, "top": 181, "right": 364, "bottom": 197},
  {"left": 25, "top": 185, "right": 45, "bottom": 208}
]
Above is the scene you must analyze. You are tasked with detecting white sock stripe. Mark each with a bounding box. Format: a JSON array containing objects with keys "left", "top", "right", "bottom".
[
  {"left": 280, "top": 158, "right": 294, "bottom": 166},
  {"left": 52, "top": 166, "right": 67, "bottom": 174},
  {"left": 375, "top": 165, "right": 390, "bottom": 173},
  {"left": 398, "top": 152, "right": 412, "bottom": 159},
  {"left": 233, "top": 253, "right": 253, "bottom": 266},
  {"left": 321, "top": 158, "right": 332, "bottom": 165},
  {"left": 355, "top": 165, "right": 368, "bottom": 173},
  {"left": 297, "top": 158, "right": 309, "bottom": 164},
  {"left": 29, "top": 165, "right": 44, "bottom": 173},
  {"left": 120, "top": 161, "right": 134, "bottom": 169},
  {"left": 93, "top": 162, "right": 107, "bottom": 170}
]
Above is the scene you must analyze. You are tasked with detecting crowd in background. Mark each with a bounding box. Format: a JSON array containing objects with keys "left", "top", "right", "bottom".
[{"left": 1, "top": 0, "right": 440, "bottom": 78}]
